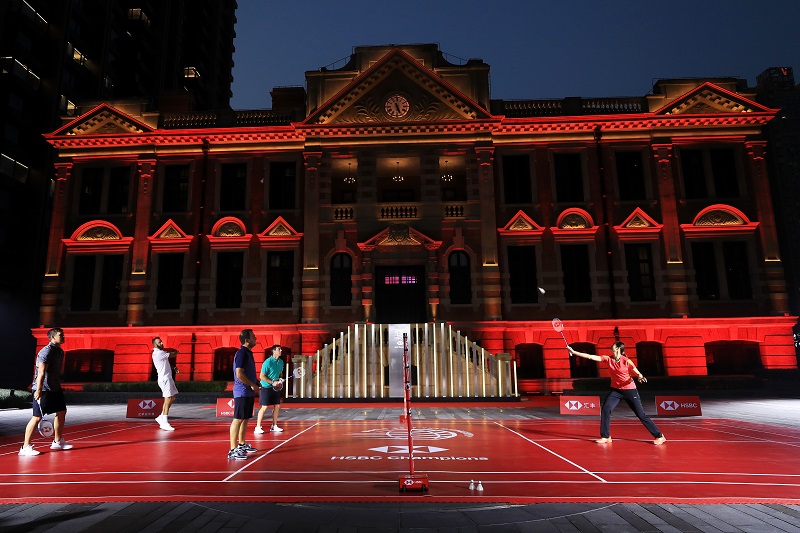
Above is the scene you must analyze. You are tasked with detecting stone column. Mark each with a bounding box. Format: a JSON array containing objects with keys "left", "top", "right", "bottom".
[
  {"left": 652, "top": 144, "right": 688, "bottom": 317},
  {"left": 126, "top": 159, "right": 156, "bottom": 325},
  {"left": 475, "top": 146, "right": 501, "bottom": 320},
  {"left": 40, "top": 162, "right": 72, "bottom": 325},
  {"left": 301, "top": 151, "right": 322, "bottom": 323}
]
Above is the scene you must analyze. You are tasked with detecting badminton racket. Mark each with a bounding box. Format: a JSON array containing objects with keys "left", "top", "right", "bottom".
[
  {"left": 36, "top": 399, "right": 54, "bottom": 439},
  {"left": 551, "top": 318, "right": 571, "bottom": 352},
  {"left": 273, "top": 366, "right": 306, "bottom": 391}
]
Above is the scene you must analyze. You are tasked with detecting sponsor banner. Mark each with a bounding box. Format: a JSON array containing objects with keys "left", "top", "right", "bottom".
[
  {"left": 215, "top": 397, "right": 262, "bottom": 417},
  {"left": 125, "top": 398, "right": 164, "bottom": 419},
  {"left": 559, "top": 396, "right": 601, "bottom": 415},
  {"left": 656, "top": 395, "right": 702, "bottom": 416}
]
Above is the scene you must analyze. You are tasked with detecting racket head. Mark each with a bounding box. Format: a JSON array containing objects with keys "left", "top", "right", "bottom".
[
  {"left": 551, "top": 318, "right": 564, "bottom": 333},
  {"left": 38, "top": 419, "right": 54, "bottom": 439},
  {"left": 292, "top": 367, "right": 306, "bottom": 379},
  {"left": 273, "top": 380, "right": 284, "bottom": 391}
]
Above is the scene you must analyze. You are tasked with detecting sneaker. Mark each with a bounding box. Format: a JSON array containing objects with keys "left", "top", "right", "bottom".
[
  {"left": 51, "top": 438, "right": 73, "bottom": 450},
  {"left": 254, "top": 426, "right": 265, "bottom": 434},
  {"left": 653, "top": 436, "right": 667, "bottom": 445},
  {"left": 595, "top": 437, "right": 612, "bottom": 444},
  {"left": 227, "top": 448, "right": 248, "bottom": 460},
  {"left": 19, "top": 445, "right": 40, "bottom": 456},
  {"left": 237, "top": 442, "right": 257, "bottom": 453},
  {"left": 270, "top": 425, "right": 284, "bottom": 433},
  {"left": 160, "top": 423, "right": 175, "bottom": 431}
]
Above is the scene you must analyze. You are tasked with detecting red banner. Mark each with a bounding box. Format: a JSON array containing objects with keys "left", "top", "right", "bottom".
[
  {"left": 125, "top": 398, "right": 164, "bottom": 419},
  {"left": 655, "top": 395, "right": 702, "bottom": 416},
  {"left": 215, "top": 397, "right": 261, "bottom": 417},
  {"left": 559, "top": 396, "right": 601, "bottom": 415}
]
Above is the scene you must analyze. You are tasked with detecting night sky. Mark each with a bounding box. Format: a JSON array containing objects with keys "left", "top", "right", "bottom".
[{"left": 230, "top": 0, "right": 800, "bottom": 110}]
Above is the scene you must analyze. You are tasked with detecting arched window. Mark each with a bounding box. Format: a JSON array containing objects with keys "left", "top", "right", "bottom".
[
  {"left": 330, "top": 253, "right": 352, "bottom": 307},
  {"left": 516, "top": 343, "right": 545, "bottom": 379},
  {"left": 635, "top": 342, "right": 665, "bottom": 376},
  {"left": 448, "top": 251, "right": 471, "bottom": 304}
]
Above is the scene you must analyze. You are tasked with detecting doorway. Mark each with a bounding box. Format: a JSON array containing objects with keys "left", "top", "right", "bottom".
[{"left": 374, "top": 266, "right": 427, "bottom": 324}]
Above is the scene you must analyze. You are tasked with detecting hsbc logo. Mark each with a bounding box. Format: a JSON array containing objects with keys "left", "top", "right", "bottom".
[
  {"left": 368, "top": 446, "right": 448, "bottom": 454},
  {"left": 660, "top": 400, "right": 679, "bottom": 411},
  {"left": 565, "top": 400, "right": 581, "bottom": 410},
  {"left": 139, "top": 400, "right": 156, "bottom": 409},
  {"left": 228, "top": 399, "right": 235, "bottom": 408}
]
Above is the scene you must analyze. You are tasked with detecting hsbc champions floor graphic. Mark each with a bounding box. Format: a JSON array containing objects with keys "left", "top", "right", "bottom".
[{"left": 3, "top": 411, "right": 800, "bottom": 504}]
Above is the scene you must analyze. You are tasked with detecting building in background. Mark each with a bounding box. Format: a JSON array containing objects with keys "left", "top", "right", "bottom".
[
  {"left": 35, "top": 44, "right": 800, "bottom": 395},
  {"left": 0, "top": 0, "right": 237, "bottom": 386}
]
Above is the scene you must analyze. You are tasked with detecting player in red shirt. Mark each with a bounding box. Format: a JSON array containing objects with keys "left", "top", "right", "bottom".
[{"left": 568, "top": 342, "right": 666, "bottom": 445}]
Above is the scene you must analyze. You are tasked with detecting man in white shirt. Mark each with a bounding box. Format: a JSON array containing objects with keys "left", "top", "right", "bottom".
[{"left": 152, "top": 337, "right": 179, "bottom": 431}]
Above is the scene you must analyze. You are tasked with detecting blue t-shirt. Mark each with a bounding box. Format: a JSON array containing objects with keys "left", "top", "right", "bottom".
[
  {"left": 260, "top": 356, "right": 285, "bottom": 388},
  {"left": 232, "top": 345, "right": 257, "bottom": 398},
  {"left": 33, "top": 343, "right": 64, "bottom": 392}
]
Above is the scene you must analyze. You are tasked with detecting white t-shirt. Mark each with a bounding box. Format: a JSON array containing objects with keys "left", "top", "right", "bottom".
[{"left": 152, "top": 348, "right": 173, "bottom": 380}]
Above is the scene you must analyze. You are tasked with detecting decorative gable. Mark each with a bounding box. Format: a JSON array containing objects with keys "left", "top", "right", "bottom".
[
  {"left": 207, "top": 217, "right": 252, "bottom": 249},
  {"left": 63, "top": 221, "right": 133, "bottom": 253},
  {"left": 656, "top": 82, "right": 772, "bottom": 115},
  {"left": 258, "top": 217, "right": 303, "bottom": 248},
  {"left": 51, "top": 104, "right": 154, "bottom": 136},
  {"left": 614, "top": 208, "right": 663, "bottom": 240},
  {"left": 304, "top": 48, "right": 492, "bottom": 125},
  {"left": 148, "top": 220, "right": 193, "bottom": 251},
  {"left": 680, "top": 204, "right": 759, "bottom": 238},
  {"left": 359, "top": 224, "right": 441, "bottom": 251},
  {"left": 498, "top": 210, "right": 545, "bottom": 243}
]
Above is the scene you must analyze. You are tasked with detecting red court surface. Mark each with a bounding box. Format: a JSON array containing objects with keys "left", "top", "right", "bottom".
[{"left": 3, "top": 415, "right": 800, "bottom": 505}]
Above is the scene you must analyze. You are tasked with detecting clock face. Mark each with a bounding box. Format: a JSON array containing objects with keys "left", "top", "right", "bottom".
[{"left": 384, "top": 94, "right": 410, "bottom": 118}]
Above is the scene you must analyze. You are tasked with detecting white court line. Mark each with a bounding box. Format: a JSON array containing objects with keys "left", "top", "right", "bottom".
[
  {"left": 0, "top": 425, "right": 142, "bottom": 457},
  {"left": 495, "top": 422, "right": 607, "bottom": 482},
  {"left": 223, "top": 423, "right": 318, "bottom": 482},
  {"left": 680, "top": 421, "right": 800, "bottom": 449}
]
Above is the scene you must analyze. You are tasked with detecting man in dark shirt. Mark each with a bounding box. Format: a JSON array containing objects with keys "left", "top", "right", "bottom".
[
  {"left": 228, "top": 328, "right": 261, "bottom": 460},
  {"left": 20, "top": 328, "right": 73, "bottom": 456}
]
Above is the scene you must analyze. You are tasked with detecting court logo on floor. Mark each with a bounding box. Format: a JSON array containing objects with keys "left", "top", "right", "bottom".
[
  {"left": 368, "top": 446, "right": 448, "bottom": 454},
  {"left": 353, "top": 427, "right": 473, "bottom": 440},
  {"left": 656, "top": 395, "right": 702, "bottom": 416}
]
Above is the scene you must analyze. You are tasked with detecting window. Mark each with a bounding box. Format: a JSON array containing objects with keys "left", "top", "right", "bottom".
[
  {"left": 219, "top": 163, "right": 247, "bottom": 211},
  {"left": 448, "top": 251, "right": 472, "bottom": 304},
  {"left": 706, "top": 341, "right": 762, "bottom": 375},
  {"left": 569, "top": 342, "right": 598, "bottom": 378},
  {"left": 78, "top": 166, "right": 131, "bottom": 215},
  {"left": 269, "top": 161, "right": 296, "bottom": 210},
  {"left": 553, "top": 153, "right": 583, "bottom": 202},
  {"left": 156, "top": 253, "right": 184, "bottom": 309},
  {"left": 213, "top": 347, "right": 236, "bottom": 381},
  {"left": 680, "top": 147, "right": 741, "bottom": 199},
  {"left": 691, "top": 241, "right": 752, "bottom": 300},
  {"left": 561, "top": 244, "right": 592, "bottom": 303},
  {"left": 516, "top": 344, "right": 545, "bottom": 379},
  {"left": 63, "top": 349, "right": 114, "bottom": 382},
  {"left": 330, "top": 253, "right": 352, "bottom": 307},
  {"left": 615, "top": 151, "right": 647, "bottom": 201},
  {"left": 501, "top": 155, "right": 532, "bottom": 204},
  {"left": 625, "top": 243, "right": 656, "bottom": 301},
  {"left": 216, "top": 251, "right": 243, "bottom": 308},
  {"left": 162, "top": 165, "right": 190, "bottom": 212},
  {"left": 508, "top": 245, "right": 538, "bottom": 304},
  {"left": 70, "top": 255, "right": 124, "bottom": 311},
  {"left": 267, "top": 251, "right": 294, "bottom": 308},
  {"left": 635, "top": 342, "right": 665, "bottom": 376}
]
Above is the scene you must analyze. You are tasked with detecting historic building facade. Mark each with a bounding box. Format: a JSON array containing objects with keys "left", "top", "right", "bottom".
[{"left": 39, "top": 44, "right": 797, "bottom": 394}]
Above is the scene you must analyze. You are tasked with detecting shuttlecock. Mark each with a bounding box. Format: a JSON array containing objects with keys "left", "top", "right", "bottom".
[
  {"left": 469, "top": 479, "right": 475, "bottom": 490},
  {"left": 537, "top": 287, "right": 546, "bottom": 294},
  {"left": 476, "top": 480, "right": 484, "bottom": 492}
]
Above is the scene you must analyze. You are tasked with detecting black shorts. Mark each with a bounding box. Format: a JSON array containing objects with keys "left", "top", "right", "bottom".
[
  {"left": 35, "top": 389, "right": 67, "bottom": 416},
  {"left": 259, "top": 386, "right": 281, "bottom": 406},
  {"left": 232, "top": 396, "right": 255, "bottom": 420}
]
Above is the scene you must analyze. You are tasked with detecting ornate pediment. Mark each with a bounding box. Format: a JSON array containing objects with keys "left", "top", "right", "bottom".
[
  {"left": 51, "top": 104, "right": 153, "bottom": 136},
  {"left": 498, "top": 210, "right": 544, "bottom": 241},
  {"left": 148, "top": 220, "right": 193, "bottom": 251},
  {"left": 258, "top": 216, "right": 303, "bottom": 247},
  {"left": 681, "top": 204, "right": 759, "bottom": 237},
  {"left": 304, "top": 48, "right": 492, "bottom": 125},
  {"left": 359, "top": 224, "right": 441, "bottom": 250},
  {"left": 656, "top": 82, "right": 772, "bottom": 115},
  {"left": 614, "top": 208, "right": 662, "bottom": 240}
]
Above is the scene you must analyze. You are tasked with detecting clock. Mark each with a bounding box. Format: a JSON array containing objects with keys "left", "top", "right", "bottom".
[{"left": 384, "top": 94, "right": 410, "bottom": 118}]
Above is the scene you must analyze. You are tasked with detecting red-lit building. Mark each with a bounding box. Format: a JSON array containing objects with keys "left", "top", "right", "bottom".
[{"left": 39, "top": 44, "right": 797, "bottom": 396}]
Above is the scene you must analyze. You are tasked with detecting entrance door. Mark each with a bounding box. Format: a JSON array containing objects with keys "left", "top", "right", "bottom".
[{"left": 374, "top": 266, "right": 426, "bottom": 324}]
